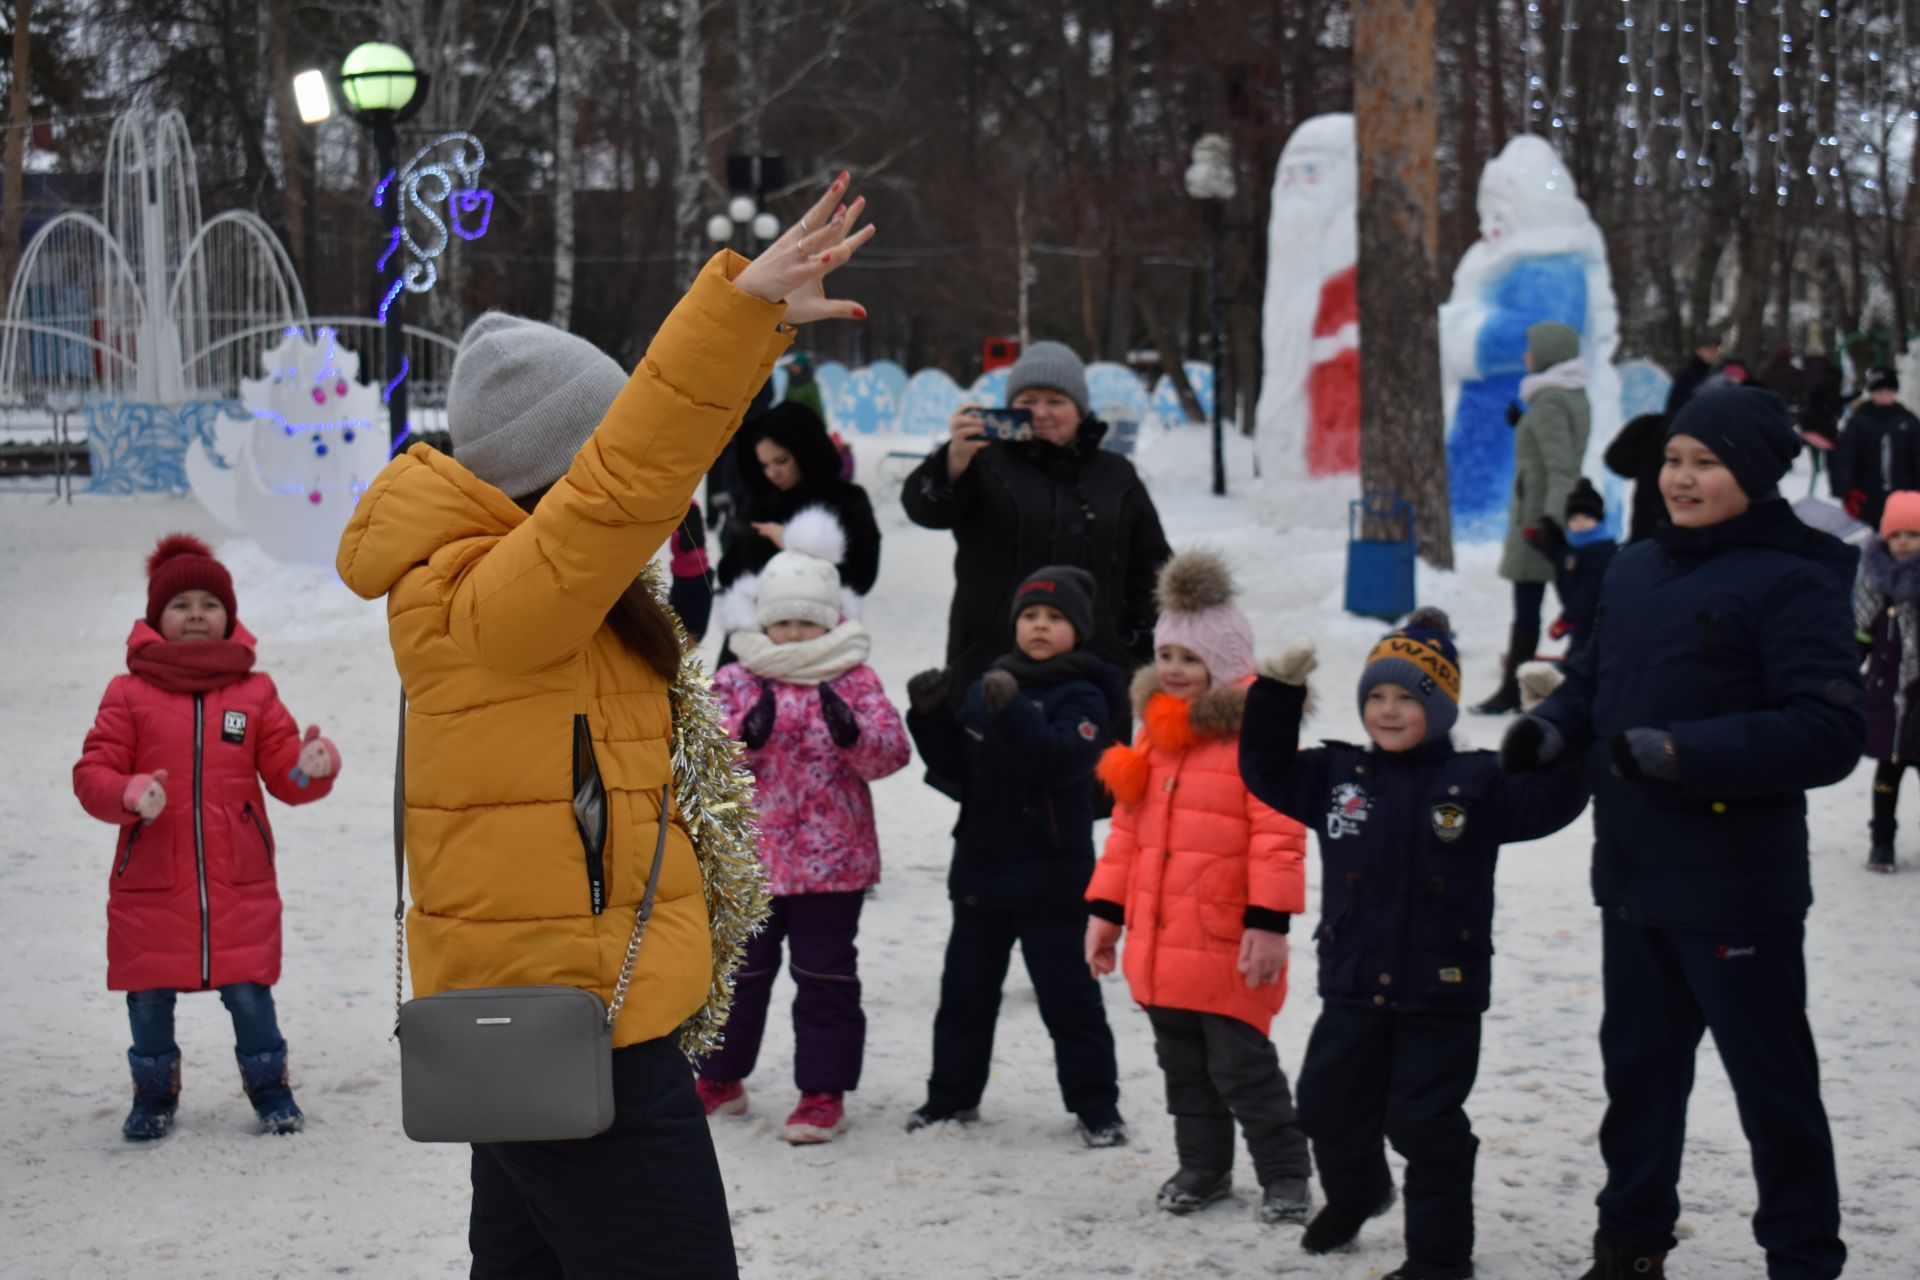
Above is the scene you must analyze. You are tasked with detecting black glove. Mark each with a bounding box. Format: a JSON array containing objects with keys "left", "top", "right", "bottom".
[
  {"left": 818, "top": 682, "right": 860, "bottom": 748},
  {"left": 1499, "top": 714, "right": 1565, "bottom": 774},
  {"left": 739, "top": 680, "right": 777, "bottom": 750},
  {"left": 980, "top": 669, "right": 1018, "bottom": 718},
  {"left": 1611, "top": 728, "right": 1679, "bottom": 782},
  {"left": 906, "top": 667, "right": 949, "bottom": 716},
  {"left": 1506, "top": 399, "right": 1527, "bottom": 427}
]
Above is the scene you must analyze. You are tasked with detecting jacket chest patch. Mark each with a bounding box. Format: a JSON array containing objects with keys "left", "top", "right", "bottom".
[
  {"left": 1430, "top": 802, "right": 1467, "bottom": 843},
  {"left": 1327, "top": 781, "right": 1372, "bottom": 840},
  {"left": 1078, "top": 719, "right": 1099, "bottom": 741},
  {"left": 221, "top": 710, "right": 248, "bottom": 744}
]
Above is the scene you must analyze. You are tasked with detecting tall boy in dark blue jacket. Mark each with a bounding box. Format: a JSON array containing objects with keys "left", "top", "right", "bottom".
[
  {"left": 1504, "top": 388, "right": 1863, "bottom": 1280},
  {"left": 1240, "top": 610, "right": 1590, "bottom": 1280},
  {"left": 905, "top": 565, "right": 1130, "bottom": 1147}
]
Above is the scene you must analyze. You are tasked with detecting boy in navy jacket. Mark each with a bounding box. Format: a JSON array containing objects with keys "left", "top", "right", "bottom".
[
  {"left": 1504, "top": 388, "right": 1863, "bottom": 1280},
  {"left": 905, "top": 565, "right": 1130, "bottom": 1146},
  {"left": 1240, "top": 610, "right": 1589, "bottom": 1280},
  {"left": 1525, "top": 477, "right": 1618, "bottom": 661}
]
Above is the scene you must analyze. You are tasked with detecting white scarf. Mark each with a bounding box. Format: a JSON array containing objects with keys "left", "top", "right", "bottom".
[
  {"left": 728, "top": 620, "right": 873, "bottom": 686},
  {"left": 1520, "top": 355, "right": 1590, "bottom": 404}
]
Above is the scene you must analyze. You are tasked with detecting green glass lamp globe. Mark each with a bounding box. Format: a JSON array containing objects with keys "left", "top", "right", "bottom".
[{"left": 340, "top": 42, "right": 418, "bottom": 113}]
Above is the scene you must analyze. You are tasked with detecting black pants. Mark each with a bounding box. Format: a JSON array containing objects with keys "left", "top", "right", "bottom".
[
  {"left": 1146, "top": 1006, "right": 1310, "bottom": 1185},
  {"left": 1596, "top": 916, "right": 1844, "bottom": 1280},
  {"left": 469, "top": 1037, "right": 737, "bottom": 1279},
  {"left": 1513, "top": 579, "right": 1547, "bottom": 631},
  {"left": 926, "top": 900, "right": 1120, "bottom": 1121},
  {"left": 1296, "top": 1003, "right": 1482, "bottom": 1269},
  {"left": 1871, "top": 758, "right": 1910, "bottom": 840}
]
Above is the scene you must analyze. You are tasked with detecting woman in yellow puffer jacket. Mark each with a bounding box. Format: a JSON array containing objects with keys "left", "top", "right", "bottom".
[{"left": 337, "top": 176, "right": 874, "bottom": 1279}]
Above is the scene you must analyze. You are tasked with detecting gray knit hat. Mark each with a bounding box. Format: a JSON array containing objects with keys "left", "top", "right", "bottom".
[
  {"left": 447, "top": 313, "right": 629, "bottom": 499},
  {"left": 1005, "top": 340, "right": 1091, "bottom": 416}
]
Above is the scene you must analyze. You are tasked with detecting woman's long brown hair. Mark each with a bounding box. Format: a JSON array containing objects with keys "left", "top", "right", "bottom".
[{"left": 514, "top": 485, "right": 683, "bottom": 681}]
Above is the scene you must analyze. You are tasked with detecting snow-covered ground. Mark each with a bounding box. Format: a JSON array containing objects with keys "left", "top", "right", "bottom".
[{"left": 3, "top": 425, "right": 1915, "bottom": 1279}]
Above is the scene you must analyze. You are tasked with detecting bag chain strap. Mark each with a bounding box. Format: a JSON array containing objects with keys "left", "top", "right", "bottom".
[{"left": 394, "top": 694, "right": 669, "bottom": 1033}]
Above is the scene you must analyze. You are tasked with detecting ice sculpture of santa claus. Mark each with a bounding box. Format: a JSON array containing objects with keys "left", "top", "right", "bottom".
[
  {"left": 1254, "top": 114, "right": 1359, "bottom": 478},
  {"left": 1440, "top": 134, "right": 1621, "bottom": 539}
]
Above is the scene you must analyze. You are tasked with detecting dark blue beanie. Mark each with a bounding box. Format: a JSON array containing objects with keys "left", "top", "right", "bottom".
[{"left": 1666, "top": 388, "right": 1801, "bottom": 498}]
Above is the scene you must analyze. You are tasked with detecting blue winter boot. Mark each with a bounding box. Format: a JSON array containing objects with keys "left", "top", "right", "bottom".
[
  {"left": 123, "top": 1048, "right": 180, "bottom": 1141},
  {"left": 235, "top": 1040, "right": 304, "bottom": 1135}
]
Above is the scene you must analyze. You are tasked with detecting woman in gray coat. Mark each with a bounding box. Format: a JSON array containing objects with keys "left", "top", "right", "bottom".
[{"left": 1473, "top": 320, "right": 1592, "bottom": 714}]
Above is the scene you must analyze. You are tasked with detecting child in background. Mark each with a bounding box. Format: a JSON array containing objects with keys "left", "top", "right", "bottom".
[
  {"left": 1084, "top": 552, "right": 1312, "bottom": 1223},
  {"left": 73, "top": 534, "right": 341, "bottom": 1141},
  {"left": 667, "top": 499, "right": 713, "bottom": 641},
  {"left": 699, "top": 509, "right": 911, "bottom": 1143},
  {"left": 905, "top": 566, "right": 1130, "bottom": 1146},
  {"left": 1856, "top": 489, "right": 1920, "bottom": 873},
  {"left": 1507, "top": 387, "right": 1862, "bottom": 1280},
  {"left": 1525, "top": 477, "right": 1618, "bottom": 661},
  {"left": 1239, "top": 609, "right": 1589, "bottom": 1280}
]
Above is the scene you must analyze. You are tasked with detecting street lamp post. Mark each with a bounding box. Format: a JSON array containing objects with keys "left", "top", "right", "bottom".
[
  {"left": 707, "top": 152, "right": 784, "bottom": 255},
  {"left": 293, "top": 43, "right": 428, "bottom": 448},
  {"left": 1184, "top": 133, "right": 1236, "bottom": 498}
]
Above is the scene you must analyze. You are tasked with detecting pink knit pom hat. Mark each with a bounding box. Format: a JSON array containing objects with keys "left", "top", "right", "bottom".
[
  {"left": 1882, "top": 491, "right": 1920, "bottom": 537},
  {"left": 1152, "top": 551, "right": 1255, "bottom": 685}
]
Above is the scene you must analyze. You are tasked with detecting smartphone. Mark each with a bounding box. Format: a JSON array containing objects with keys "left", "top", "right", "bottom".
[{"left": 975, "top": 407, "right": 1034, "bottom": 442}]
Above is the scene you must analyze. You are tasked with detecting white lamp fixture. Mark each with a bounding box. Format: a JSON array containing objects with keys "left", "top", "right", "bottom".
[
  {"left": 292, "top": 70, "right": 333, "bottom": 124},
  {"left": 727, "top": 195, "right": 757, "bottom": 224},
  {"left": 706, "top": 213, "right": 736, "bottom": 243},
  {"left": 750, "top": 211, "right": 780, "bottom": 241}
]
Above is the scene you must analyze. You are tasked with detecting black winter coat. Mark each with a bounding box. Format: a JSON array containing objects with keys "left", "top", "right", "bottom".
[
  {"left": 1853, "top": 538, "right": 1920, "bottom": 763},
  {"left": 1526, "top": 522, "right": 1618, "bottom": 657},
  {"left": 1239, "top": 679, "right": 1590, "bottom": 1014},
  {"left": 1603, "top": 413, "right": 1669, "bottom": 545},
  {"left": 907, "top": 656, "right": 1123, "bottom": 910},
  {"left": 1830, "top": 402, "right": 1920, "bottom": 532},
  {"left": 717, "top": 403, "right": 881, "bottom": 594},
  {"left": 1533, "top": 500, "right": 1865, "bottom": 931},
  {"left": 902, "top": 421, "right": 1171, "bottom": 714}
]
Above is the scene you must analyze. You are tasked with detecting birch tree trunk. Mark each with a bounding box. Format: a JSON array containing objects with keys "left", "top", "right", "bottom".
[
  {"left": 266, "top": 0, "right": 305, "bottom": 275},
  {"left": 551, "top": 0, "right": 578, "bottom": 328},
  {"left": 2, "top": 0, "right": 33, "bottom": 302},
  {"left": 1353, "top": 0, "right": 1452, "bottom": 569},
  {"left": 672, "top": 0, "right": 707, "bottom": 288}
]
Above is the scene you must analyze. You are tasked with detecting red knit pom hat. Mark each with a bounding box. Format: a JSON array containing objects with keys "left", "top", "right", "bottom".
[
  {"left": 1882, "top": 491, "right": 1920, "bottom": 537},
  {"left": 145, "top": 534, "right": 237, "bottom": 635}
]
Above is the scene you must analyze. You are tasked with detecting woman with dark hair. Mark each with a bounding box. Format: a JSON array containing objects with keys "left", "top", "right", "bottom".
[
  {"left": 717, "top": 401, "right": 881, "bottom": 597},
  {"left": 336, "top": 176, "right": 874, "bottom": 1279}
]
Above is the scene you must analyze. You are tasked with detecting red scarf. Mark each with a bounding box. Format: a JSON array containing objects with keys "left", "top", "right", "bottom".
[{"left": 128, "top": 637, "right": 256, "bottom": 693}]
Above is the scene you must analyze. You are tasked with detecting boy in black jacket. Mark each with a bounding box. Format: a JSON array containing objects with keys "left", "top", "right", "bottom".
[
  {"left": 1239, "top": 609, "right": 1590, "bottom": 1280},
  {"left": 1524, "top": 478, "right": 1618, "bottom": 661},
  {"left": 905, "top": 565, "right": 1130, "bottom": 1147},
  {"left": 1504, "top": 388, "right": 1862, "bottom": 1280}
]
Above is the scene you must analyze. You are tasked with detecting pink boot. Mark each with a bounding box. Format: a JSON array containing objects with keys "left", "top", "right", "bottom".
[
  {"left": 696, "top": 1077, "right": 747, "bottom": 1117},
  {"left": 784, "top": 1092, "right": 845, "bottom": 1144}
]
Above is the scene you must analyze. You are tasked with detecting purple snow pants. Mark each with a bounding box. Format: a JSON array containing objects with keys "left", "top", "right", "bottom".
[{"left": 698, "top": 890, "right": 866, "bottom": 1094}]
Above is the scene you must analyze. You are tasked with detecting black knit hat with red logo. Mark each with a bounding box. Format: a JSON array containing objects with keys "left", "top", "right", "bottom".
[
  {"left": 145, "top": 533, "right": 237, "bottom": 636},
  {"left": 1009, "top": 564, "right": 1096, "bottom": 648}
]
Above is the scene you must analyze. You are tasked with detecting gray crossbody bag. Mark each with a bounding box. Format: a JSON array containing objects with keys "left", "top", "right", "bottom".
[{"left": 391, "top": 698, "right": 669, "bottom": 1144}]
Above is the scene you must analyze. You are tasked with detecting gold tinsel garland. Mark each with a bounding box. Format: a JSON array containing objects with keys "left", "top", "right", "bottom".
[{"left": 645, "top": 562, "right": 772, "bottom": 1058}]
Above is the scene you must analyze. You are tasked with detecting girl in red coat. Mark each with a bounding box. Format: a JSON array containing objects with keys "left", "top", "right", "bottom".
[
  {"left": 1085, "top": 552, "right": 1312, "bottom": 1225},
  {"left": 73, "top": 535, "right": 341, "bottom": 1140}
]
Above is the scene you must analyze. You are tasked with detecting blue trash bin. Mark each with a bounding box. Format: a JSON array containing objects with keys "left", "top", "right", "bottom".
[{"left": 1345, "top": 492, "right": 1416, "bottom": 621}]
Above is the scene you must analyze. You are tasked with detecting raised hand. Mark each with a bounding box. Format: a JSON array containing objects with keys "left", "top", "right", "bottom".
[
  {"left": 906, "top": 668, "right": 949, "bottom": 716},
  {"left": 945, "top": 404, "right": 991, "bottom": 482},
  {"left": 979, "top": 670, "right": 1018, "bottom": 718},
  {"left": 124, "top": 769, "right": 169, "bottom": 820},
  {"left": 1259, "top": 637, "right": 1318, "bottom": 686},
  {"left": 732, "top": 172, "right": 877, "bottom": 325}
]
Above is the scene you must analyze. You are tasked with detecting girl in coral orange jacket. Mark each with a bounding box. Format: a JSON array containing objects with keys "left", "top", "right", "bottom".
[{"left": 1085, "top": 551, "right": 1312, "bottom": 1226}]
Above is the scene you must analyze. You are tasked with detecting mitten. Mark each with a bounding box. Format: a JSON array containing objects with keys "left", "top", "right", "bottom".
[
  {"left": 1516, "top": 660, "right": 1567, "bottom": 713},
  {"left": 123, "top": 769, "right": 169, "bottom": 821},
  {"left": 980, "top": 669, "right": 1018, "bottom": 718},
  {"left": 291, "top": 725, "right": 340, "bottom": 786},
  {"left": 739, "top": 681, "right": 777, "bottom": 749},
  {"left": 1257, "top": 637, "right": 1318, "bottom": 686},
  {"left": 1499, "top": 715, "right": 1565, "bottom": 773},
  {"left": 1547, "top": 617, "right": 1574, "bottom": 641},
  {"left": 1845, "top": 489, "right": 1867, "bottom": 520},
  {"left": 906, "top": 668, "right": 949, "bottom": 716},
  {"left": 1612, "top": 728, "right": 1679, "bottom": 782},
  {"left": 819, "top": 682, "right": 860, "bottom": 748},
  {"left": 1505, "top": 399, "right": 1526, "bottom": 427}
]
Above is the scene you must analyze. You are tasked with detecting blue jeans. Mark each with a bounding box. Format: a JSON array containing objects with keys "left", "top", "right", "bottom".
[{"left": 127, "top": 982, "right": 283, "bottom": 1057}]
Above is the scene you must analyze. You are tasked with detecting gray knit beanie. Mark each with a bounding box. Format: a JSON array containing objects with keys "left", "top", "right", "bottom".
[
  {"left": 447, "top": 313, "right": 630, "bottom": 499},
  {"left": 1005, "top": 340, "right": 1091, "bottom": 416}
]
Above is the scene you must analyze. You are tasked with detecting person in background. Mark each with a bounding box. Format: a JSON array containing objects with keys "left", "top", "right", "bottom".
[
  {"left": 1524, "top": 478, "right": 1617, "bottom": 662},
  {"left": 668, "top": 500, "right": 714, "bottom": 642},
  {"left": 783, "top": 349, "right": 825, "bottom": 420},
  {"left": 1852, "top": 489, "right": 1920, "bottom": 873},
  {"left": 1504, "top": 388, "right": 1861, "bottom": 1280},
  {"left": 1664, "top": 330, "right": 1722, "bottom": 416},
  {"left": 718, "top": 401, "right": 880, "bottom": 599},
  {"left": 1830, "top": 368, "right": 1920, "bottom": 531}
]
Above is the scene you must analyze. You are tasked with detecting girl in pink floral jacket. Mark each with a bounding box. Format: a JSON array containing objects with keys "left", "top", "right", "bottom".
[{"left": 698, "top": 507, "right": 911, "bottom": 1143}]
